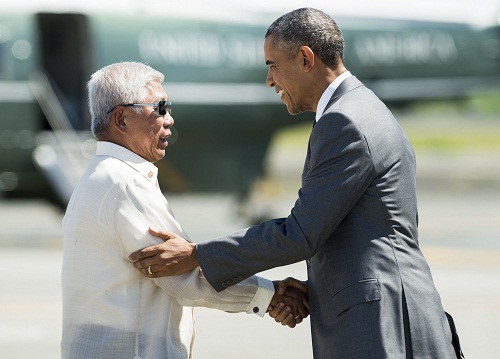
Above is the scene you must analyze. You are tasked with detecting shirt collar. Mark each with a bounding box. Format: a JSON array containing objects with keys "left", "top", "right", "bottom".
[
  {"left": 95, "top": 141, "right": 158, "bottom": 185},
  {"left": 315, "top": 71, "right": 352, "bottom": 122}
]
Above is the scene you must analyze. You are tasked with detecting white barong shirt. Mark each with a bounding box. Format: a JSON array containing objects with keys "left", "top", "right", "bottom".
[{"left": 61, "top": 141, "right": 274, "bottom": 359}]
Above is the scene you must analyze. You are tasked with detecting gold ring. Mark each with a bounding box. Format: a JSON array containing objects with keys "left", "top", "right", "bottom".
[
  {"left": 294, "top": 315, "right": 301, "bottom": 319},
  {"left": 147, "top": 266, "right": 153, "bottom": 275}
]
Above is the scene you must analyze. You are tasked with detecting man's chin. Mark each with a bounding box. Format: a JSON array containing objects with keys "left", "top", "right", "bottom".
[
  {"left": 283, "top": 101, "right": 301, "bottom": 115},
  {"left": 286, "top": 106, "right": 301, "bottom": 116},
  {"left": 152, "top": 151, "right": 166, "bottom": 163}
]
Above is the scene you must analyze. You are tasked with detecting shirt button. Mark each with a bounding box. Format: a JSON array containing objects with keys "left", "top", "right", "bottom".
[
  {"left": 148, "top": 171, "right": 154, "bottom": 178},
  {"left": 253, "top": 307, "right": 259, "bottom": 313}
]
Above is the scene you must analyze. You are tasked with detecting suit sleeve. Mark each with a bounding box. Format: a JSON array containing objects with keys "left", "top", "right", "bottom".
[{"left": 197, "top": 111, "right": 375, "bottom": 292}]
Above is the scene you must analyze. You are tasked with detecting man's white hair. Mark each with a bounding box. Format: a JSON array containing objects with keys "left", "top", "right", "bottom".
[{"left": 88, "top": 62, "right": 164, "bottom": 138}]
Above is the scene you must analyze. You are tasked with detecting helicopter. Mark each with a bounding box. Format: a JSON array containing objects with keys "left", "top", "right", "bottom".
[{"left": 1, "top": 0, "right": 499, "bottom": 207}]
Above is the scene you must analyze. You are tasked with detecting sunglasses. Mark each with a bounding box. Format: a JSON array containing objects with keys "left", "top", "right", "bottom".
[{"left": 107, "top": 100, "right": 172, "bottom": 116}]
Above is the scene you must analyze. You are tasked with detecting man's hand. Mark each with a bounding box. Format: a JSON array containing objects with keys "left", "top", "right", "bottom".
[
  {"left": 268, "top": 277, "right": 309, "bottom": 328},
  {"left": 128, "top": 228, "right": 198, "bottom": 277}
]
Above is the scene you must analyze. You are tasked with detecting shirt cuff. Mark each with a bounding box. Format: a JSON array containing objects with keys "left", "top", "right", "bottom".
[{"left": 246, "top": 276, "right": 275, "bottom": 318}]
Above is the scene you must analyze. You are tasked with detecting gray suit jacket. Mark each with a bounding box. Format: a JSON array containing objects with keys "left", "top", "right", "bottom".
[{"left": 197, "top": 77, "right": 456, "bottom": 358}]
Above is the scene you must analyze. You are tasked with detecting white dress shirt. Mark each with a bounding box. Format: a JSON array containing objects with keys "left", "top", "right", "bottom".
[
  {"left": 315, "top": 71, "right": 352, "bottom": 122},
  {"left": 61, "top": 141, "right": 274, "bottom": 359}
]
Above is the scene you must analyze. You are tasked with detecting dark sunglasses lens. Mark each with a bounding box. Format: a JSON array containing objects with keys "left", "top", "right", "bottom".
[
  {"left": 158, "top": 101, "right": 171, "bottom": 116},
  {"left": 157, "top": 101, "right": 166, "bottom": 116}
]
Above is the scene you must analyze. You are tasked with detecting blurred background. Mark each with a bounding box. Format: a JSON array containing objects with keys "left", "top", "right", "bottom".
[{"left": 1, "top": 0, "right": 499, "bottom": 358}]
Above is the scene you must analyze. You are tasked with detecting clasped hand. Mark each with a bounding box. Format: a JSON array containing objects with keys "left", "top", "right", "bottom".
[{"left": 268, "top": 277, "right": 309, "bottom": 328}]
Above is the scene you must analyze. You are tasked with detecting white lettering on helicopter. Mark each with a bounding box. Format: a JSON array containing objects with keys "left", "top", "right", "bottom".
[
  {"left": 352, "top": 31, "right": 458, "bottom": 66},
  {"left": 138, "top": 31, "right": 263, "bottom": 69}
]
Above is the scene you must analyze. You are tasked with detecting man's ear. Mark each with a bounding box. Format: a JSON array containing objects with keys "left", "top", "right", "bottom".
[
  {"left": 112, "top": 108, "right": 127, "bottom": 134},
  {"left": 299, "top": 46, "right": 315, "bottom": 72}
]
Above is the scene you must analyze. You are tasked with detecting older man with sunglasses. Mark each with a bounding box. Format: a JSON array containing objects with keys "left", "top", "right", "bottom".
[{"left": 61, "top": 62, "right": 308, "bottom": 359}]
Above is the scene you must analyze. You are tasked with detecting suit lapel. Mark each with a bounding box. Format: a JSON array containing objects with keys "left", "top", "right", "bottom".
[
  {"left": 302, "top": 119, "right": 315, "bottom": 183},
  {"left": 302, "top": 76, "right": 365, "bottom": 182}
]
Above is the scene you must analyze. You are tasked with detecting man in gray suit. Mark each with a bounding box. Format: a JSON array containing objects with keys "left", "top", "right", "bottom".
[{"left": 129, "top": 8, "right": 459, "bottom": 358}]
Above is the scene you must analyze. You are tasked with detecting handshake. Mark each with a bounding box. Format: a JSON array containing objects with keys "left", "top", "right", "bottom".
[{"left": 268, "top": 277, "right": 309, "bottom": 328}]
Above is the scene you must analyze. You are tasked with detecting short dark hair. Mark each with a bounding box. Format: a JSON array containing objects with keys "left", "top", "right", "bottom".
[{"left": 265, "top": 7, "right": 344, "bottom": 68}]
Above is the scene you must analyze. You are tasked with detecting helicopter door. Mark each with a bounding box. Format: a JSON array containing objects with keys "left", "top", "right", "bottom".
[{"left": 36, "top": 13, "right": 92, "bottom": 130}]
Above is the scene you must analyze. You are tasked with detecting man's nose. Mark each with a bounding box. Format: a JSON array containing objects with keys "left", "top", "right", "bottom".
[
  {"left": 266, "top": 70, "right": 274, "bottom": 88},
  {"left": 164, "top": 114, "right": 174, "bottom": 127}
]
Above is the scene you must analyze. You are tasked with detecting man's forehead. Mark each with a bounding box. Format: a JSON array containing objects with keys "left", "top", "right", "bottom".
[
  {"left": 264, "top": 37, "right": 279, "bottom": 62},
  {"left": 264, "top": 47, "right": 285, "bottom": 65},
  {"left": 146, "top": 83, "right": 167, "bottom": 99}
]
